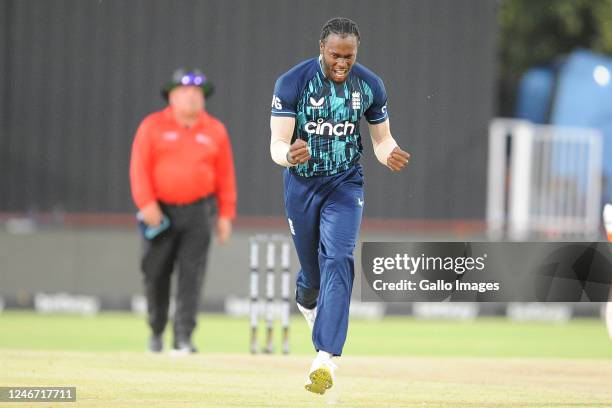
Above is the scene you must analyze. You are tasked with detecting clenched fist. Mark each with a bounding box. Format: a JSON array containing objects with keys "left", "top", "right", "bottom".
[
  {"left": 386, "top": 146, "right": 410, "bottom": 172},
  {"left": 287, "top": 139, "right": 311, "bottom": 165}
]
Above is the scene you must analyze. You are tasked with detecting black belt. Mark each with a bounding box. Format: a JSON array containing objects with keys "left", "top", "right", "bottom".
[{"left": 160, "top": 195, "right": 213, "bottom": 209}]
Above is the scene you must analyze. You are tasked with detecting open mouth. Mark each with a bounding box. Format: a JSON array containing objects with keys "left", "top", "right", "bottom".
[{"left": 332, "top": 69, "right": 348, "bottom": 80}]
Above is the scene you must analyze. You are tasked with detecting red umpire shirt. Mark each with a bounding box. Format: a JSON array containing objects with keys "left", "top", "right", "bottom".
[{"left": 130, "top": 106, "right": 236, "bottom": 219}]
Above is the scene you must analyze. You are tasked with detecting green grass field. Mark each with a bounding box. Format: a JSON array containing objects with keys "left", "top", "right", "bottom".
[{"left": 1, "top": 312, "right": 611, "bottom": 407}]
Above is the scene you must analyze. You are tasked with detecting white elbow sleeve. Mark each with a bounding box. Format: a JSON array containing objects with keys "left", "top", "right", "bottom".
[
  {"left": 270, "top": 139, "right": 293, "bottom": 167},
  {"left": 374, "top": 137, "right": 398, "bottom": 165}
]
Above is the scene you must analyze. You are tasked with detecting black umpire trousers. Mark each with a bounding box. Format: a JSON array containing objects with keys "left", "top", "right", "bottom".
[{"left": 141, "top": 196, "right": 214, "bottom": 341}]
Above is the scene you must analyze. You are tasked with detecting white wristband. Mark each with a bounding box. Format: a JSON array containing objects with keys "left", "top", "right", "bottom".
[
  {"left": 270, "top": 139, "right": 295, "bottom": 167},
  {"left": 374, "top": 137, "right": 398, "bottom": 165}
]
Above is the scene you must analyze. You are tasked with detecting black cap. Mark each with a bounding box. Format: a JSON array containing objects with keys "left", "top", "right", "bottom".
[{"left": 161, "top": 68, "right": 214, "bottom": 100}]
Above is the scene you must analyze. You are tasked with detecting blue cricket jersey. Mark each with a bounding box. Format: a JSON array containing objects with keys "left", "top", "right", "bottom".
[{"left": 271, "top": 57, "right": 388, "bottom": 177}]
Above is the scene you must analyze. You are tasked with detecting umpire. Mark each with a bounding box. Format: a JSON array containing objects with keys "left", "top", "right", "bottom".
[{"left": 130, "top": 68, "right": 237, "bottom": 353}]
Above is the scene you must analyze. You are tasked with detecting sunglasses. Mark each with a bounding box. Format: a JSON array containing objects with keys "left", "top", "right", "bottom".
[{"left": 173, "top": 70, "right": 206, "bottom": 86}]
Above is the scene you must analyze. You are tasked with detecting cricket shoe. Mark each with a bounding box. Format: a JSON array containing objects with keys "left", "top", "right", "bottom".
[
  {"left": 170, "top": 338, "right": 198, "bottom": 355},
  {"left": 148, "top": 334, "right": 163, "bottom": 353},
  {"left": 304, "top": 356, "right": 336, "bottom": 395},
  {"left": 297, "top": 302, "right": 317, "bottom": 330}
]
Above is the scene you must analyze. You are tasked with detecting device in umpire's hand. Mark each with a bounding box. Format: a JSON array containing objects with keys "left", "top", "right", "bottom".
[{"left": 136, "top": 212, "right": 171, "bottom": 240}]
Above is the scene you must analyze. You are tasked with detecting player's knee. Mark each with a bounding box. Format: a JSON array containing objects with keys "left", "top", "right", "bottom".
[
  {"left": 296, "top": 286, "right": 319, "bottom": 309},
  {"left": 323, "top": 251, "right": 353, "bottom": 269}
]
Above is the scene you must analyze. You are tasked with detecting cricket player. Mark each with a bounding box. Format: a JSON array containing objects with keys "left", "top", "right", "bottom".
[
  {"left": 603, "top": 204, "right": 612, "bottom": 339},
  {"left": 269, "top": 17, "right": 410, "bottom": 394}
]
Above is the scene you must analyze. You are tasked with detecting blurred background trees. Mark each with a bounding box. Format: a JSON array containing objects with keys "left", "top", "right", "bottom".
[{"left": 498, "top": 0, "right": 612, "bottom": 115}]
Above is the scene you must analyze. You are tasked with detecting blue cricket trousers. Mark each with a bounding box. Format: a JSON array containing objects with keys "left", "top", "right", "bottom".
[{"left": 284, "top": 164, "right": 364, "bottom": 356}]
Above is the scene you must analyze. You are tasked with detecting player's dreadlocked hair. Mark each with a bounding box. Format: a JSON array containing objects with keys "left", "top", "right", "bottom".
[{"left": 320, "top": 17, "right": 360, "bottom": 43}]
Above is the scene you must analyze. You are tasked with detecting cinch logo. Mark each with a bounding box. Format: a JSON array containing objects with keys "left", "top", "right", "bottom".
[{"left": 304, "top": 118, "right": 356, "bottom": 136}]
